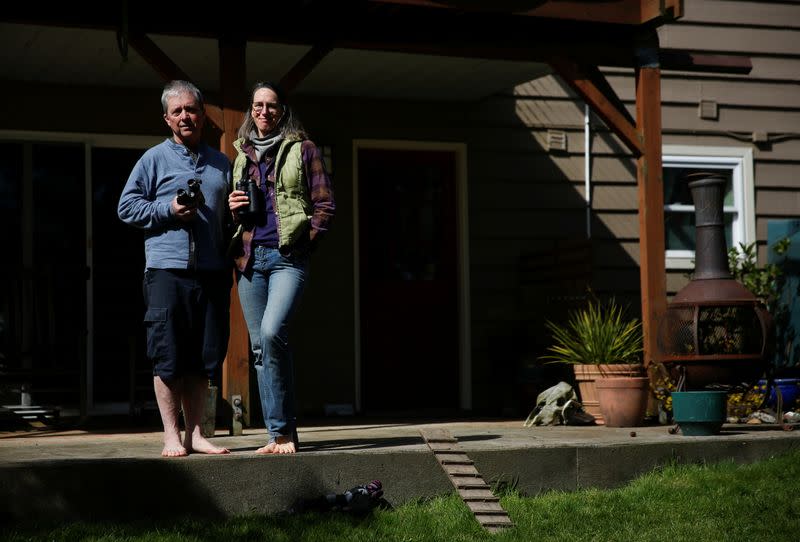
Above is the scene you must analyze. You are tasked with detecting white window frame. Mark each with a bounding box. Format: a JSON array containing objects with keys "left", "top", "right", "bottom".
[{"left": 663, "top": 145, "right": 755, "bottom": 270}]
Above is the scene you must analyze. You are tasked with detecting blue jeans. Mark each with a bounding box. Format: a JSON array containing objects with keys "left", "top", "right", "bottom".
[{"left": 237, "top": 246, "right": 307, "bottom": 440}]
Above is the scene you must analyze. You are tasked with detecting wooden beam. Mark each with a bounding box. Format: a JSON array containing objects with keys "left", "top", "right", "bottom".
[
  {"left": 329, "top": 38, "right": 624, "bottom": 67},
  {"left": 128, "top": 33, "right": 225, "bottom": 133},
  {"left": 218, "top": 35, "right": 250, "bottom": 433},
  {"left": 641, "top": 0, "right": 683, "bottom": 23},
  {"left": 108, "top": 26, "right": 761, "bottom": 78},
  {"left": 279, "top": 43, "right": 333, "bottom": 94},
  {"left": 219, "top": 36, "right": 246, "bottom": 157},
  {"left": 524, "top": 0, "right": 675, "bottom": 25},
  {"left": 549, "top": 56, "right": 644, "bottom": 157},
  {"left": 582, "top": 63, "right": 636, "bottom": 128},
  {"left": 204, "top": 104, "right": 224, "bottom": 132},
  {"left": 659, "top": 49, "right": 752, "bottom": 74},
  {"left": 635, "top": 65, "right": 667, "bottom": 367},
  {"left": 128, "top": 33, "right": 191, "bottom": 83},
  {"left": 3, "top": 5, "right": 651, "bottom": 69},
  {"left": 367, "top": 0, "right": 683, "bottom": 25}
]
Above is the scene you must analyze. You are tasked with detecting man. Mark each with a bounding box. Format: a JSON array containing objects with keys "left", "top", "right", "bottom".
[{"left": 118, "top": 80, "right": 231, "bottom": 457}]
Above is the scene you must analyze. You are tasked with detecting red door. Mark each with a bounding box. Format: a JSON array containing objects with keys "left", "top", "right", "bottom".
[{"left": 358, "top": 148, "right": 459, "bottom": 414}]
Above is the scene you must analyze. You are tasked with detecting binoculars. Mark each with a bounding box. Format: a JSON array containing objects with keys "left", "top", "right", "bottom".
[
  {"left": 235, "top": 178, "right": 265, "bottom": 218},
  {"left": 176, "top": 179, "right": 204, "bottom": 207}
]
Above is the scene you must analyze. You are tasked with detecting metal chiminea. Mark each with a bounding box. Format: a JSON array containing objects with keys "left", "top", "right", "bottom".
[{"left": 658, "top": 173, "right": 772, "bottom": 389}]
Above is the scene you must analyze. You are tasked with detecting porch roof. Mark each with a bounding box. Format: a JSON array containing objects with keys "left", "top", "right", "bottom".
[{"left": 1, "top": 0, "right": 705, "bottom": 105}]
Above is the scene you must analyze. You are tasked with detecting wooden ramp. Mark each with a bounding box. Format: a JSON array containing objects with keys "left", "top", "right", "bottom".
[{"left": 419, "top": 428, "right": 514, "bottom": 533}]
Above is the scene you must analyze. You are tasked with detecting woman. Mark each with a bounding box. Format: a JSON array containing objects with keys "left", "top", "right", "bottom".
[{"left": 228, "top": 82, "right": 335, "bottom": 454}]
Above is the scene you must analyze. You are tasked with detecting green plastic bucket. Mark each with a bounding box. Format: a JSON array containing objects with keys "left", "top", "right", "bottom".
[{"left": 671, "top": 391, "right": 727, "bottom": 436}]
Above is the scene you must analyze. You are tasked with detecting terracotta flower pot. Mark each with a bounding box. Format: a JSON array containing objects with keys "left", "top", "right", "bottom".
[
  {"left": 595, "top": 376, "right": 650, "bottom": 427},
  {"left": 573, "top": 364, "right": 643, "bottom": 424}
]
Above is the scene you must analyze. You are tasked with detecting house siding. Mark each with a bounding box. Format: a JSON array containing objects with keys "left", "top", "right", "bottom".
[
  {"left": 502, "top": 0, "right": 800, "bottom": 299},
  {"left": 657, "top": 0, "right": 800, "bottom": 282},
  {"left": 463, "top": 0, "right": 800, "bottom": 412}
]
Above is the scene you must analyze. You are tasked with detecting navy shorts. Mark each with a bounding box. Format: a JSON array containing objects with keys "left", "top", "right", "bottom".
[{"left": 142, "top": 268, "right": 231, "bottom": 383}]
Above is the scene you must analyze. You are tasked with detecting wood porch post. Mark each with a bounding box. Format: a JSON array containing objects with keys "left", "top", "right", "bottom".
[
  {"left": 635, "top": 35, "right": 667, "bottom": 367},
  {"left": 219, "top": 35, "right": 249, "bottom": 434},
  {"left": 548, "top": 45, "right": 666, "bottom": 366}
]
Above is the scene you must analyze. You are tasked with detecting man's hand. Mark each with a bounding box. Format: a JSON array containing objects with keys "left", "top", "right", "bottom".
[{"left": 171, "top": 196, "right": 197, "bottom": 222}]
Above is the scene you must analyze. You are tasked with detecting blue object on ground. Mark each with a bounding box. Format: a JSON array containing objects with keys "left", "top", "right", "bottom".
[{"left": 757, "top": 378, "right": 800, "bottom": 410}]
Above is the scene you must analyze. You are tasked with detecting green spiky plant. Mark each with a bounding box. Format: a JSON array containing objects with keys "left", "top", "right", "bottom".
[{"left": 540, "top": 296, "right": 643, "bottom": 373}]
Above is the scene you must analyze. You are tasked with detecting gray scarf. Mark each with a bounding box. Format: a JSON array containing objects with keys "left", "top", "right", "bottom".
[{"left": 251, "top": 130, "right": 284, "bottom": 162}]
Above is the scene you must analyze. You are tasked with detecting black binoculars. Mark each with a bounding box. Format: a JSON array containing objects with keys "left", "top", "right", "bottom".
[
  {"left": 235, "top": 178, "right": 265, "bottom": 218},
  {"left": 176, "top": 179, "right": 203, "bottom": 207}
]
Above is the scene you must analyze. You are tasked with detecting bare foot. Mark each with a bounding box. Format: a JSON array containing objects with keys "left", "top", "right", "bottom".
[
  {"left": 255, "top": 435, "right": 296, "bottom": 454},
  {"left": 154, "top": 376, "right": 187, "bottom": 457},
  {"left": 185, "top": 433, "right": 230, "bottom": 455},
  {"left": 255, "top": 442, "right": 277, "bottom": 454},
  {"left": 162, "top": 439, "right": 188, "bottom": 457}
]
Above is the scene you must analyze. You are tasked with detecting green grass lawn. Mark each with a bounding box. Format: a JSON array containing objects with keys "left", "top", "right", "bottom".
[{"left": 6, "top": 450, "right": 800, "bottom": 542}]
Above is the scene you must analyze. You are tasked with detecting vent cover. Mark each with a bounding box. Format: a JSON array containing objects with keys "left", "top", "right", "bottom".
[
  {"left": 698, "top": 100, "right": 718, "bottom": 120},
  {"left": 547, "top": 129, "right": 567, "bottom": 152}
]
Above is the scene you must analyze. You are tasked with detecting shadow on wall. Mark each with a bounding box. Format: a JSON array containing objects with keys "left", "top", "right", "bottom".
[{"left": 467, "top": 75, "right": 641, "bottom": 416}]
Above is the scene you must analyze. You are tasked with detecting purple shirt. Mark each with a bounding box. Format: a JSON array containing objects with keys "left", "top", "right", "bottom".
[{"left": 252, "top": 159, "right": 279, "bottom": 247}]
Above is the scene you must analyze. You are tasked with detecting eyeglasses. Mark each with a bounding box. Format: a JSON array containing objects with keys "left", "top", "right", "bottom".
[{"left": 252, "top": 102, "right": 283, "bottom": 115}]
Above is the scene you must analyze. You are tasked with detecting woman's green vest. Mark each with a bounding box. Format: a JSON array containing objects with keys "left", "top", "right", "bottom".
[{"left": 232, "top": 137, "right": 311, "bottom": 249}]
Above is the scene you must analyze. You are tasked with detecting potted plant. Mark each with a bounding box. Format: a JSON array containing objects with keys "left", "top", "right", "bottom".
[{"left": 541, "top": 295, "right": 646, "bottom": 425}]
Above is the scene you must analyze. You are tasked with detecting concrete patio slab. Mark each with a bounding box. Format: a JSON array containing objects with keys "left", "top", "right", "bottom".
[{"left": 1, "top": 419, "right": 798, "bottom": 525}]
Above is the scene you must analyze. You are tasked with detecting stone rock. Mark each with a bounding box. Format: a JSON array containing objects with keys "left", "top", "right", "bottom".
[
  {"left": 783, "top": 411, "right": 800, "bottom": 423},
  {"left": 748, "top": 410, "right": 778, "bottom": 424}
]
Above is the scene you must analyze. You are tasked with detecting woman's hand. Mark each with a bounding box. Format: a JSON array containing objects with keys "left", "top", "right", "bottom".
[{"left": 228, "top": 189, "right": 249, "bottom": 215}]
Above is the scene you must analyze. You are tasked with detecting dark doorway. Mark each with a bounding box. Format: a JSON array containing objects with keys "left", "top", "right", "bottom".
[
  {"left": 33, "top": 143, "right": 88, "bottom": 406},
  {"left": 358, "top": 147, "right": 460, "bottom": 414},
  {"left": 0, "top": 142, "right": 86, "bottom": 409},
  {"left": 91, "top": 148, "right": 148, "bottom": 408}
]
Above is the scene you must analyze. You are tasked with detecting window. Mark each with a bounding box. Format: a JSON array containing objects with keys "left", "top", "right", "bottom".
[{"left": 663, "top": 146, "right": 755, "bottom": 269}]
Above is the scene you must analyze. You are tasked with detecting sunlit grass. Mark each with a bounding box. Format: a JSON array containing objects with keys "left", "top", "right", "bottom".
[
  {"left": 497, "top": 451, "right": 800, "bottom": 542},
  {"left": 6, "top": 450, "right": 800, "bottom": 542}
]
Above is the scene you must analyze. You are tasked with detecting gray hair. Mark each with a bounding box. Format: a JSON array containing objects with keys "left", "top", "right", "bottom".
[
  {"left": 161, "top": 80, "right": 204, "bottom": 114},
  {"left": 237, "top": 81, "right": 307, "bottom": 141}
]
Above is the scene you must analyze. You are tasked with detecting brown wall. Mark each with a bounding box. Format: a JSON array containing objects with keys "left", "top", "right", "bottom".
[
  {"left": 499, "top": 0, "right": 800, "bottom": 299},
  {"left": 616, "top": 0, "right": 800, "bottom": 293},
  {"left": 463, "top": 0, "right": 800, "bottom": 412}
]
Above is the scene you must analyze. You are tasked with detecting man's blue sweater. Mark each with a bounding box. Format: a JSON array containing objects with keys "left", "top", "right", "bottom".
[{"left": 118, "top": 138, "right": 231, "bottom": 271}]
